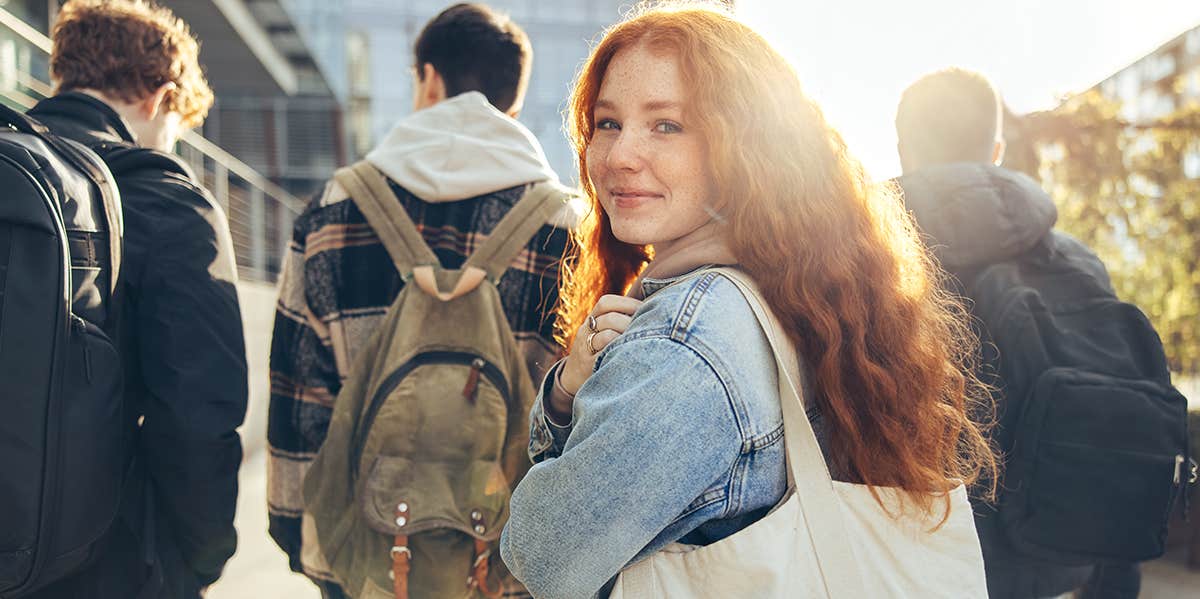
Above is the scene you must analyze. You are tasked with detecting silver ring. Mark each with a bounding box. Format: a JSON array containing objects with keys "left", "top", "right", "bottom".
[
  {"left": 586, "top": 331, "right": 600, "bottom": 354},
  {"left": 587, "top": 314, "right": 598, "bottom": 333}
]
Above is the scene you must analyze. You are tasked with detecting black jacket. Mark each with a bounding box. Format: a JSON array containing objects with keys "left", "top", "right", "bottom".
[
  {"left": 27, "top": 93, "right": 247, "bottom": 598},
  {"left": 897, "top": 163, "right": 1103, "bottom": 599}
]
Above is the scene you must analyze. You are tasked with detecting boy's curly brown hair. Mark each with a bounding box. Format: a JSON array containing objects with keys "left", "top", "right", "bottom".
[{"left": 51, "top": 0, "right": 213, "bottom": 128}]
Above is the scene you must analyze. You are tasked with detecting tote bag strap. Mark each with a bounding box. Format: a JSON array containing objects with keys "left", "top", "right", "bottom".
[{"left": 709, "top": 267, "right": 868, "bottom": 597}]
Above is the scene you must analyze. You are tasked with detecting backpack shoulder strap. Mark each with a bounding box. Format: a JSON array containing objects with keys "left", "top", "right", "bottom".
[
  {"left": 333, "top": 161, "right": 439, "bottom": 278},
  {"left": 95, "top": 142, "right": 192, "bottom": 181},
  {"left": 464, "top": 181, "right": 570, "bottom": 281},
  {"left": 2, "top": 105, "right": 123, "bottom": 295}
]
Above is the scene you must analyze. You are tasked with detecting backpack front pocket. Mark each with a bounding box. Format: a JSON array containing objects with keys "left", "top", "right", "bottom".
[
  {"left": 354, "top": 351, "right": 511, "bottom": 473},
  {"left": 1002, "top": 368, "right": 1188, "bottom": 564},
  {"left": 360, "top": 456, "right": 511, "bottom": 541}
]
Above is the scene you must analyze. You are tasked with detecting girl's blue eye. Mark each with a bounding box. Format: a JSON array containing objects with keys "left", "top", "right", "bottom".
[
  {"left": 596, "top": 119, "right": 620, "bottom": 130},
  {"left": 655, "top": 121, "right": 682, "bottom": 134}
]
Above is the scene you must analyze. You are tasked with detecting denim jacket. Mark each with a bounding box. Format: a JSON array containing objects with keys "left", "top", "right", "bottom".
[{"left": 499, "top": 269, "right": 797, "bottom": 599}]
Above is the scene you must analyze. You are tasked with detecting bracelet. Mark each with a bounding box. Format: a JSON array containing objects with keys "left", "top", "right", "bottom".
[
  {"left": 544, "top": 366, "right": 575, "bottom": 425},
  {"left": 553, "top": 366, "right": 576, "bottom": 398}
]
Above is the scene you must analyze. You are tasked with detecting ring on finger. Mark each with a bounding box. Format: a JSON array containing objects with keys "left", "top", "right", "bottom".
[
  {"left": 587, "top": 314, "right": 598, "bottom": 333},
  {"left": 586, "top": 331, "right": 600, "bottom": 354}
]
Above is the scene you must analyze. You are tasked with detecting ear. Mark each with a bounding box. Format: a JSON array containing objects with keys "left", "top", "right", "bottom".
[
  {"left": 139, "top": 82, "right": 176, "bottom": 121},
  {"left": 504, "top": 86, "right": 526, "bottom": 118},
  {"left": 420, "top": 63, "right": 446, "bottom": 106},
  {"left": 992, "top": 139, "right": 1006, "bottom": 166}
]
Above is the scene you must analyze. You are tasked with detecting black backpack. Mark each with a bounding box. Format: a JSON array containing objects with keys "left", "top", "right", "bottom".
[
  {"left": 0, "top": 103, "right": 128, "bottom": 597},
  {"left": 962, "top": 231, "right": 1194, "bottom": 566}
]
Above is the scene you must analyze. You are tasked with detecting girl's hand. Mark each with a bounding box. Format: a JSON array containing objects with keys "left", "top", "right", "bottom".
[{"left": 558, "top": 294, "right": 643, "bottom": 396}]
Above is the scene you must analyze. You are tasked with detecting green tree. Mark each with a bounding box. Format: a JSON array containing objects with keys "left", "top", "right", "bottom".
[{"left": 1004, "top": 92, "right": 1200, "bottom": 375}]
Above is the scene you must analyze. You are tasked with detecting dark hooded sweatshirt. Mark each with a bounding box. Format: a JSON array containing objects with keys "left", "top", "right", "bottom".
[
  {"left": 25, "top": 93, "right": 247, "bottom": 599},
  {"left": 897, "top": 163, "right": 1108, "bottom": 599}
]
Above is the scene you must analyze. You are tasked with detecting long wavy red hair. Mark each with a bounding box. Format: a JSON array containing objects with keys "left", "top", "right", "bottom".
[{"left": 559, "top": 2, "right": 996, "bottom": 512}]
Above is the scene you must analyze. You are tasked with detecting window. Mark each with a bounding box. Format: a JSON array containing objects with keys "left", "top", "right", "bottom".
[
  {"left": 1117, "top": 70, "right": 1141, "bottom": 103},
  {"left": 1101, "top": 79, "right": 1117, "bottom": 99},
  {"left": 1142, "top": 53, "right": 1176, "bottom": 82},
  {"left": 1186, "top": 67, "right": 1200, "bottom": 99},
  {"left": 1137, "top": 88, "right": 1173, "bottom": 121},
  {"left": 1188, "top": 28, "right": 1200, "bottom": 56},
  {"left": 1184, "top": 150, "right": 1200, "bottom": 179},
  {"left": 0, "top": 39, "right": 16, "bottom": 93}
]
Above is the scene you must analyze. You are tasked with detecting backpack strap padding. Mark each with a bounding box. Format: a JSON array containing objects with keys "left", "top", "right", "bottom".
[
  {"left": 3, "top": 104, "right": 122, "bottom": 294},
  {"left": 334, "top": 162, "right": 439, "bottom": 278},
  {"left": 464, "top": 181, "right": 568, "bottom": 281}
]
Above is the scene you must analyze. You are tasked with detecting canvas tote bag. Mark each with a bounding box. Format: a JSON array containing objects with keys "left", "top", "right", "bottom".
[{"left": 609, "top": 268, "right": 988, "bottom": 598}]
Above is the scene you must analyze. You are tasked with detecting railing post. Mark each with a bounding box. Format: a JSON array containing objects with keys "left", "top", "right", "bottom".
[
  {"left": 250, "top": 185, "right": 267, "bottom": 281},
  {"left": 214, "top": 161, "right": 230, "bottom": 214},
  {"left": 0, "top": 39, "right": 17, "bottom": 93},
  {"left": 277, "top": 196, "right": 293, "bottom": 280}
]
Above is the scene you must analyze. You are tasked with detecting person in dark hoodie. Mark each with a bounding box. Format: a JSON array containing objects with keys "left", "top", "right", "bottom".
[
  {"left": 266, "top": 4, "right": 579, "bottom": 598},
  {"left": 894, "top": 68, "right": 1139, "bottom": 599},
  {"left": 25, "top": 1, "right": 247, "bottom": 597}
]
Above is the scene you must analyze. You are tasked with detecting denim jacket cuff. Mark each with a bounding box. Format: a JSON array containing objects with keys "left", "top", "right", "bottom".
[{"left": 528, "top": 359, "right": 574, "bottom": 463}]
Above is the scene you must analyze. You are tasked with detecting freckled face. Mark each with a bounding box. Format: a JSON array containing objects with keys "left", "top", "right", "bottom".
[{"left": 586, "top": 44, "right": 717, "bottom": 252}]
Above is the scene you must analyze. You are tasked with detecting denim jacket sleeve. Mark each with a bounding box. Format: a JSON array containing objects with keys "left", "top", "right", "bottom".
[{"left": 500, "top": 334, "right": 742, "bottom": 599}]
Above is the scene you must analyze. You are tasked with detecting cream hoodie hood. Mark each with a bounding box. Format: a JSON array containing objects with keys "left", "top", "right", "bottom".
[{"left": 365, "top": 91, "right": 563, "bottom": 203}]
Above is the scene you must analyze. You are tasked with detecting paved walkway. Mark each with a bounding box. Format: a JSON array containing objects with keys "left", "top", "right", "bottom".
[
  {"left": 207, "top": 450, "right": 319, "bottom": 599},
  {"left": 207, "top": 281, "right": 318, "bottom": 599},
  {"left": 207, "top": 282, "right": 1200, "bottom": 598}
]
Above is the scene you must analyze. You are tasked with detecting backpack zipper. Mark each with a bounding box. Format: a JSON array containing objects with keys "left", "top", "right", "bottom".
[
  {"left": 71, "top": 315, "right": 92, "bottom": 383},
  {"left": 463, "top": 358, "right": 485, "bottom": 403},
  {"left": 353, "top": 351, "right": 510, "bottom": 471},
  {"left": 1178, "top": 454, "right": 1198, "bottom": 520}
]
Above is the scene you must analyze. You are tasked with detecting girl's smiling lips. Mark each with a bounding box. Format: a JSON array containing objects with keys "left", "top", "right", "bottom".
[{"left": 608, "top": 186, "right": 663, "bottom": 209}]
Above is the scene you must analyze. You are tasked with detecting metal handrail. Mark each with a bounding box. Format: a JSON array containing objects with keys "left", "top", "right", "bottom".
[
  {"left": 180, "top": 131, "right": 304, "bottom": 213},
  {"left": 0, "top": 7, "right": 50, "bottom": 53}
]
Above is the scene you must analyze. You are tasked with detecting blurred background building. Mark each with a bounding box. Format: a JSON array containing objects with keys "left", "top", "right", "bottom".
[
  {"left": 1096, "top": 24, "right": 1200, "bottom": 125},
  {"left": 0, "top": 0, "right": 745, "bottom": 268},
  {"left": 281, "top": 0, "right": 627, "bottom": 182},
  {"left": 0, "top": 0, "right": 636, "bottom": 281},
  {"left": 0, "top": 0, "right": 338, "bottom": 281},
  {"left": 165, "top": 0, "right": 346, "bottom": 199},
  {"left": 1093, "top": 23, "right": 1200, "bottom": 179}
]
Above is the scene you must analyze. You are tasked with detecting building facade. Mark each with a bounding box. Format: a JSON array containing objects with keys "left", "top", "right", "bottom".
[
  {"left": 1093, "top": 23, "right": 1200, "bottom": 178},
  {"left": 155, "top": 0, "right": 347, "bottom": 199}
]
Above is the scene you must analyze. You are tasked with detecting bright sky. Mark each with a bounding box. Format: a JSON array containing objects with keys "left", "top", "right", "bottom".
[{"left": 738, "top": 0, "right": 1200, "bottom": 180}]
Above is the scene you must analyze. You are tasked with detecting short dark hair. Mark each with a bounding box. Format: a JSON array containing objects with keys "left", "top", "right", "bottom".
[
  {"left": 896, "top": 68, "right": 1001, "bottom": 167},
  {"left": 414, "top": 3, "right": 532, "bottom": 113}
]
